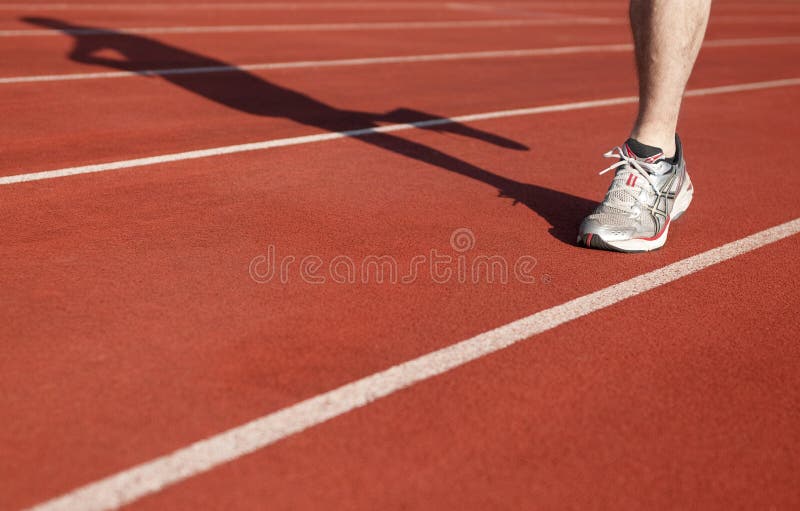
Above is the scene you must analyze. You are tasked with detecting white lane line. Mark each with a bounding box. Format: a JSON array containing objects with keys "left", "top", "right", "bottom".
[
  {"left": 0, "top": 1, "right": 792, "bottom": 10},
  {"left": 2, "top": 77, "right": 799, "bottom": 186},
  {"left": 0, "top": 2, "right": 483, "bottom": 10},
  {"left": 0, "top": 18, "right": 618, "bottom": 37},
  {"left": 3, "top": 36, "right": 799, "bottom": 85},
  {"left": 26, "top": 215, "right": 800, "bottom": 511},
  {"left": 0, "top": 43, "right": 632, "bottom": 84},
  {"left": 0, "top": 1, "right": 627, "bottom": 10},
  {"left": 3, "top": 14, "right": 798, "bottom": 36}
]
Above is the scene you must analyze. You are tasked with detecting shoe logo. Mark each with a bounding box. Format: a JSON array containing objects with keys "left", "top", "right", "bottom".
[
  {"left": 625, "top": 174, "right": 638, "bottom": 187},
  {"left": 650, "top": 172, "right": 681, "bottom": 232}
]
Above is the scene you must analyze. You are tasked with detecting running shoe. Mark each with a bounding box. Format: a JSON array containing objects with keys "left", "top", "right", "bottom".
[{"left": 578, "top": 135, "right": 693, "bottom": 252}]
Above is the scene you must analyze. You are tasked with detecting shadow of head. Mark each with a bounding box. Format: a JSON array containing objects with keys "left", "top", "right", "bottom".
[
  {"left": 22, "top": 16, "right": 77, "bottom": 31},
  {"left": 19, "top": 16, "right": 530, "bottom": 154}
]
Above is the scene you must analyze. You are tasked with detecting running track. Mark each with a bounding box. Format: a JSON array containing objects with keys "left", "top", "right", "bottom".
[{"left": 2, "top": 1, "right": 799, "bottom": 510}]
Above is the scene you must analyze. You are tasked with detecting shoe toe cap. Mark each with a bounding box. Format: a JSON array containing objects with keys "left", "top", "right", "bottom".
[{"left": 578, "top": 217, "right": 636, "bottom": 242}]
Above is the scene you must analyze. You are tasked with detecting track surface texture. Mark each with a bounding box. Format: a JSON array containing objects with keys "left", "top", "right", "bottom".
[{"left": 2, "top": 1, "right": 799, "bottom": 510}]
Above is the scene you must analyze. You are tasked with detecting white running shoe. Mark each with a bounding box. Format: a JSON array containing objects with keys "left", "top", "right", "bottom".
[{"left": 578, "top": 135, "right": 693, "bottom": 252}]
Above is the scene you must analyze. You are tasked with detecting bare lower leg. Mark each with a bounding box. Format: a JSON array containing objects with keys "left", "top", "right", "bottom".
[{"left": 629, "top": 0, "right": 711, "bottom": 157}]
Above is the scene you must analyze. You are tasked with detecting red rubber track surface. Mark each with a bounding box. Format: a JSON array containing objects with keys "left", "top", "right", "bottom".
[{"left": 1, "top": 1, "right": 799, "bottom": 510}]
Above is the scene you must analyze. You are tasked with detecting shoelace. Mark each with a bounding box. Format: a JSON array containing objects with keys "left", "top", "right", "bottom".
[{"left": 597, "top": 146, "right": 662, "bottom": 216}]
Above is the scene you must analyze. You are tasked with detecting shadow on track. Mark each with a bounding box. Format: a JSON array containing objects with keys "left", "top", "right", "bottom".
[{"left": 24, "top": 17, "right": 595, "bottom": 244}]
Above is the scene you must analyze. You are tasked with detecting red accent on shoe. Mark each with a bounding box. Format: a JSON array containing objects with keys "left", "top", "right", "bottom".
[
  {"left": 625, "top": 143, "right": 664, "bottom": 163},
  {"left": 624, "top": 143, "right": 635, "bottom": 158}
]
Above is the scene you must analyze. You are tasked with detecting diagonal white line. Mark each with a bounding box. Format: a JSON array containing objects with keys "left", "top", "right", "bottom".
[
  {"left": 0, "top": 2, "right": 624, "bottom": 10},
  {"left": 3, "top": 36, "right": 799, "bottom": 85},
  {"left": 2, "top": 77, "right": 800, "bottom": 186},
  {"left": 1, "top": 43, "right": 635, "bottom": 84},
  {"left": 0, "top": 18, "right": 618, "bottom": 37},
  {"left": 25, "top": 215, "right": 800, "bottom": 511},
  {"left": 0, "top": 2, "right": 496, "bottom": 10},
  {"left": 3, "top": 14, "right": 797, "bottom": 37},
  {"left": 0, "top": 1, "right": 792, "bottom": 10}
]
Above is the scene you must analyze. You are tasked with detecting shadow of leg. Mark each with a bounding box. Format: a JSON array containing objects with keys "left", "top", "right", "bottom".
[
  {"left": 378, "top": 108, "right": 530, "bottom": 151},
  {"left": 23, "top": 16, "right": 592, "bottom": 244},
  {"left": 356, "top": 131, "right": 595, "bottom": 245}
]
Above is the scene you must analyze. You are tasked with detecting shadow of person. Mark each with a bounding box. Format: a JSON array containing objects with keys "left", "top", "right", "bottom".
[{"left": 23, "top": 16, "right": 596, "bottom": 244}]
